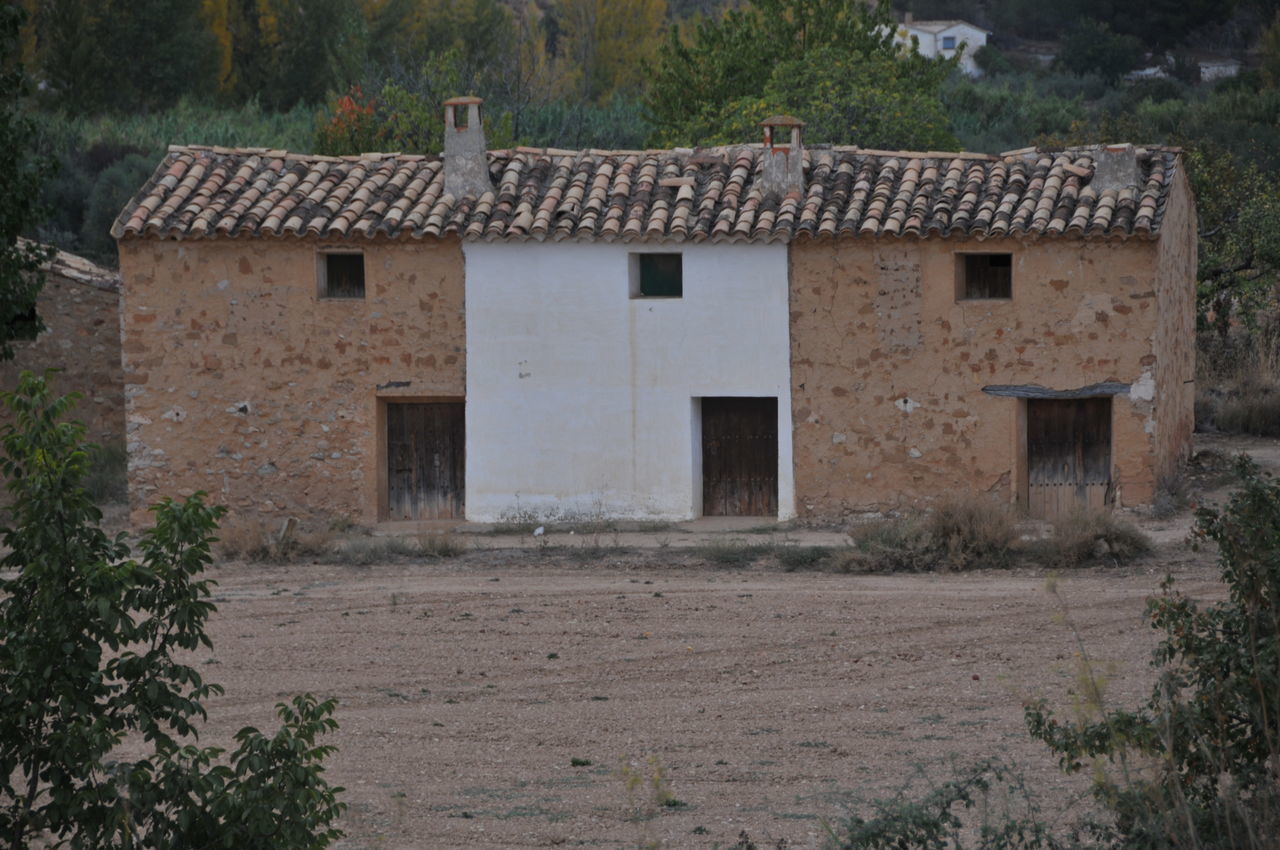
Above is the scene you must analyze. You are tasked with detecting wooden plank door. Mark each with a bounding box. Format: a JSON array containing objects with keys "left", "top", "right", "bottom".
[
  {"left": 702, "top": 397, "right": 778, "bottom": 517},
  {"left": 1026, "top": 398, "right": 1112, "bottom": 520},
  {"left": 386, "top": 402, "right": 465, "bottom": 520}
]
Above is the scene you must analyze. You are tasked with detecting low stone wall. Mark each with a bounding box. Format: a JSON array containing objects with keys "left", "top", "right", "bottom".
[{"left": 0, "top": 247, "right": 123, "bottom": 447}]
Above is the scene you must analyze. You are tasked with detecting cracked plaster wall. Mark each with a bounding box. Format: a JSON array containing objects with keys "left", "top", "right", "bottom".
[
  {"left": 790, "top": 236, "right": 1177, "bottom": 518},
  {"left": 117, "top": 237, "right": 465, "bottom": 527}
]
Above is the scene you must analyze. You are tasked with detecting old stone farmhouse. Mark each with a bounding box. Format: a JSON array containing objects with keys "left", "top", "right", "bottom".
[
  {"left": 0, "top": 243, "right": 124, "bottom": 448},
  {"left": 112, "top": 99, "right": 1195, "bottom": 527}
]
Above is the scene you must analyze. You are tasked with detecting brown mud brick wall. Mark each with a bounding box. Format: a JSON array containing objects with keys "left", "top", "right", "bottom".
[
  {"left": 789, "top": 225, "right": 1189, "bottom": 518},
  {"left": 0, "top": 247, "right": 123, "bottom": 447},
  {"left": 116, "top": 236, "right": 465, "bottom": 528}
]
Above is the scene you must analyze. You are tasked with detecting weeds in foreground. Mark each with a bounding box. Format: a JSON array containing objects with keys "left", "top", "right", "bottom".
[
  {"left": 927, "top": 497, "right": 1018, "bottom": 570},
  {"left": 218, "top": 517, "right": 335, "bottom": 562},
  {"left": 619, "top": 755, "right": 684, "bottom": 821},
  {"left": 841, "top": 499, "right": 1020, "bottom": 573},
  {"left": 823, "top": 760, "right": 1062, "bottom": 850},
  {"left": 694, "top": 541, "right": 770, "bottom": 565},
  {"left": 1023, "top": 510, "right": 1152, "bottom": 568},
  {"left": 332, "top": 533, "right": 464, "bottom": 565},
  {"left": 777, "top": 546, "right": 833, "bottom": 571},
  {"left": 836, "top": 501, "right": 1151, "bottom": 574},
  {"left": 218, "top": 519, "right": 463, "bottom": 564}
]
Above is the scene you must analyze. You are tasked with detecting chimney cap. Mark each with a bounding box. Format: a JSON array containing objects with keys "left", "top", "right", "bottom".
[
  {"left": 760, "top": 115, "right": 806, "bottom": 128},
  {"left": 444, "top": 95, "right": 484, "bottom": 106}
]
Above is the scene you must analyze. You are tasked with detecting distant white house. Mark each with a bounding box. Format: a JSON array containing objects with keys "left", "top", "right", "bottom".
[
  {"left": 893, "top": 17, "right": 990, "bottom": 76},
  {"left": 1126, "top": 51, "right": 1242, "bottom": 84}
]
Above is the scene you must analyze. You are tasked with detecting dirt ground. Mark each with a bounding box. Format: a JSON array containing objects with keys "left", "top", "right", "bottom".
[
  {"left": 129, "top": 434, "right": 1280, "bottom": 847},
  {"left": 197, "top": 550, "right": 1219, "bottom": 850}
]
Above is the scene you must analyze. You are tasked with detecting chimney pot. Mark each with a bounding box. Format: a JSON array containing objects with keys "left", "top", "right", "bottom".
[
  {"left": 443, "top": 95, "right": 491, "bottom": 198},
  {"left": 758, "top": 115, "right": 806, "bottom": 199}
]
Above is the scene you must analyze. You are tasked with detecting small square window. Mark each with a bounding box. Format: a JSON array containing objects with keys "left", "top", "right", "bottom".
[
  {"left": 320, "top": 252, "right": 365, "bottom": 299},
  {"left": 942, "top": 36, "right": 956, "bottom": 49},
  {"left": 958, "top": 253, "right": 1012, "bottom": 300},
  {"left": 632, "top": 253, "right": 683, "bottom": 298}
]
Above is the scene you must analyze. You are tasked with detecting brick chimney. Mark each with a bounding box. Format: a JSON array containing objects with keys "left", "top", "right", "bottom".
[
  {"left": 443, "top": 96, "right": 491, "bottom": 198},
  {"left": 759, "top": 115, "right": 805, "bottom": 199}
]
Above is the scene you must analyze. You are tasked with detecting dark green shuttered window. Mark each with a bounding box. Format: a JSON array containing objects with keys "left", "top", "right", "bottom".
[{"left": 636, "top": 253, "right": 683, "bottom": 298}]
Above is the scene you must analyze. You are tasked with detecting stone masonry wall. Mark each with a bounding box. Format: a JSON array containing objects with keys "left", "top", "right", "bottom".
[
  {"left": 789, "top": 236, "right": 1166, "bottom": 518},
  {"left": 1153, "top": 170, "right": 1197, "bottom": 483},
  {"left": 0, "top": 251, "right": 123, "bottom": 446},
  {"left": 117, "top": 237, "right": 465, "bottom": 527}
]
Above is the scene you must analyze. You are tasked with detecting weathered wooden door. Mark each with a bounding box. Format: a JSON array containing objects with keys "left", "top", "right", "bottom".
[
  {"left": 386, "top": 402, "right": 464, "bottom": 520},
  {"left": 1026, "top": 398, "right": 1112, "bottom": 520},
  {"left": 702, "top": 397, "right": 778, "bottom": 517}
]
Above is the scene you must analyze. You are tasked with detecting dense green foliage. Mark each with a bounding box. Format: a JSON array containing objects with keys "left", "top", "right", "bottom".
[
  {"left": 0, "top": 373, "right": 345, "bottom": 848},
  {"left": 1027, "top": 456, "right": 1280, "bottom": 846},
  {"left": 33, "top": 0, "right": 218, "bottom": 113},
  {"left": 644, "top": 0, "right": 956, "bottom": 147},
  {"left": 0, "top": 5, "right": 51, "bottom": 360}
]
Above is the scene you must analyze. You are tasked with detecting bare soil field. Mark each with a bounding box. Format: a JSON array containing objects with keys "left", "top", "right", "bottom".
[{"left": 183, "top": 548, "right": 1213, "bottom": 849}]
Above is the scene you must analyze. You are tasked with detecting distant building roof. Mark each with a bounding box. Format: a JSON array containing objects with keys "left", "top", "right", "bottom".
[
  {"left": 19, "top": 239, "right": 120, "bottom": 293},
  {"left": 903, "top": 20, "right": 991, "bottom": 35}
]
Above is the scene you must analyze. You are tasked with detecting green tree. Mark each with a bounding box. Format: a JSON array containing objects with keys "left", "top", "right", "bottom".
[
  {"left": 706, "top": 46, "right": 958, "bottom": 150},
  {"left": 1053, "top": 19, "right": 1144, "bottom": 83},
  {"left": 645, "top": 0, "right": 954, "bottom": 147},
  {"left": 0, "top": 373, "right": 345, "bottom": 848},
  {"left": 554, "top": 0, "right": 666, "bottom": 103},
  {"left": 206, "top": 0, "right": 367, "bottom": 109},
  {"left": 1027, "top": 457, "right": 1280, "bottom": 846},
  {"left": 0, "top": 4, "right": 51, "bottom": 361},
  {"left": 35, "top": 0, "right": 218, "bottom": 113}
]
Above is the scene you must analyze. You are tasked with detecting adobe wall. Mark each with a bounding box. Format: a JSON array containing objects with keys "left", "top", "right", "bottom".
[
  {"left": 117, "top": 237, "right": 465, "bottom": 527},
  {"left": 1153, "top": 169, "right": 1197, "bottom": 482},
  {"left": 789, "top": 236, "right": 1164, "bottom": 518},
  {"left": 0, "top": 251, "right": 123, "bottom": 447}
]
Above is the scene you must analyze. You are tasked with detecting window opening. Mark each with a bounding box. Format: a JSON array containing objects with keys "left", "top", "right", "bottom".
[
  {"left": 322, "top": 252, "right": 365, "bottom": 299},
  {"left": 633, "top": 253, "right": 683, "bottom": 298},
  {"left": 958, "top": 253, "right": 1012, "bottom": 300}
]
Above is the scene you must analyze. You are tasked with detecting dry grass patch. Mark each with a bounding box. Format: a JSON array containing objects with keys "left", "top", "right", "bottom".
[{"left": 1024, "top": 510, "right": 1152, "bottom": 568}]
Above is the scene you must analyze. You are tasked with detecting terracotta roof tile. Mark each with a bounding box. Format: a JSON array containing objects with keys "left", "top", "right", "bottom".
[{"left": 113, "top": 144, "right": 1182, "bottom": 243}]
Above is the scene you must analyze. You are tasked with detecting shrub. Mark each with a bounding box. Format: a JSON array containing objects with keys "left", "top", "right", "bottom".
[
  {"left": 1025, "top": 509, "right": 1153, "bottom": 568},
  {"left": 925, "top": 498, "right": 1018, "bottom": 570},
  {"left": 1054, "top": 20, "right": 1144, "bottom": 83},
  {"left": 823, "top": 760, "right": 1060, "bottom": 849},
  {"left": 777, "top": 545, "right": 833, "bottom": 571},
  {"left": 847, "top": 517, "right": 933, "bottom": 572},
  {"left": 1153, "top": 470, "right": 1190, "bottom": 519},
  {"left": 1215, "top": 392, "right": 1280, "bottom": 437},
  {"left": 1026, "top": 456, "right": 1280, "bottom": 847},
  {"left": 0, "top": 372, "right": 344, "bottom": 847}
]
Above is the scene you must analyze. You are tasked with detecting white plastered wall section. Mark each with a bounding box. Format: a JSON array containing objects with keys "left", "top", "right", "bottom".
[{"left": 463, "top": 241, "right": 795, "bottom": 522}]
